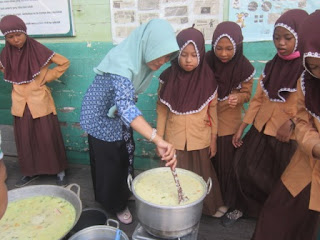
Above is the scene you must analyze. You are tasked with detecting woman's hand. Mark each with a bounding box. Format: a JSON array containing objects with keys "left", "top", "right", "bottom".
[
  {"left": 276, "top": 120, "right": 293, "bottom": 142},
  {"left": 129, "top": 116, "right": 177, "bottom": 168},
  {"left": 228, "top": 94, "right": 239, "bottom": 108},
  {"left": 154, "top": 137, "right": 177, "bottom": 169}
]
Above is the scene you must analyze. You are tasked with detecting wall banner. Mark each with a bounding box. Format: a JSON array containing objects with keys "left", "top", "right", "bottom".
[{"left": 0, "top": 0, "right": 75, "bottom": 38}]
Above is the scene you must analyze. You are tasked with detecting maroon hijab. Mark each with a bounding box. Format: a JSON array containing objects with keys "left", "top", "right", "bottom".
[
  {"left": 299, "top": 10, "right": 320, "bottom": 121},
  {"left": 261, "top": 9, "right": 309, "bottom": 102},
  {"left": 205, "top": 21, "right": 255, "bottom": 100},
  {"left": 159, "top": 27, "right": 217, "bottom": 114},
  {"left": 0, "top": 15, "right": 54, "bottom": 84}
]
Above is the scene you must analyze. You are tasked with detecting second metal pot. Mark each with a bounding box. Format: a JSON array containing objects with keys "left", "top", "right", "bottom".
[{"left": 68, "top": 219, "right": 129, "bottom": 240}]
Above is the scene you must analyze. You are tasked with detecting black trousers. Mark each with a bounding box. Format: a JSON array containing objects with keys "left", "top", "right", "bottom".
[{"left": 88, "top": 134, "right": 131, "bottom": 214}]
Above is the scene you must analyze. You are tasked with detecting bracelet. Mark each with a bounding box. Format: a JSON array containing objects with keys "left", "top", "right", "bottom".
[{"left": 149, "top": 128, "right": 157, "bottom": 142}]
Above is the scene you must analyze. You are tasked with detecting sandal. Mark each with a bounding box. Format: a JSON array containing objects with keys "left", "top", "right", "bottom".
[
  {"left": 221, "top": 209, "right": 243, "bottom": 227},
  {"left": 116, "top": 207, "right": 132, "bottom": 224},
  {"left": 212, "top": 206, "right": 229, "bottom": 218}
]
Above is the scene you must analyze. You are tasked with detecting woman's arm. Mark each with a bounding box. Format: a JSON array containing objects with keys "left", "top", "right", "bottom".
[
  {"left": 113, "top": 75, "right": 177, "bottom": 168},
  {"left": 131, "top": 116, "right": 176, "bottom": 168}
]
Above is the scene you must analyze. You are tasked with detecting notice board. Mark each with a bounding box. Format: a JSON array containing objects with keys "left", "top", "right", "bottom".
[{"left": 0, "top": 0, "right": 75, "bottom": 38}]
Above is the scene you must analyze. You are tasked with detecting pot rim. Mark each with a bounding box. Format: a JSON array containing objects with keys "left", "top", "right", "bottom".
[
  {"left": 68, "top": 219, "right": 129, "bottom": 240},
  {"left": 129, "top": 167, "right": 210, "bottom": 209}
]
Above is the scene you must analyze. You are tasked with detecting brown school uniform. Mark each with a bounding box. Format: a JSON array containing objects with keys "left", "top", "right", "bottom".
[
  {"left": 1, "top": 53, "right": 70, "bottom": 176},
  {"left": 12, "top": 53, "right": 69, "bottom": 176},
  {"left": 157, "top": 95, "right": 223, "bottom": 216},
  {"left": 243, "top": 75, "right": 297, "bottom": 139},
  {"left": 252, "top": 10, "right": 320, "bottom": 239},
  {"left": 157, "top": 27, "right": 223, "bottom": 216},
  {"left": 9, "top": 53, "right": 70, "bottom": 118},
  {"left": 252, "top": 78, "right": 320, "bottom": 240},
  {"left": 281, "top": 78, "right": 320, "bottom": 212},
  {"left": 232, "top": 75, "right": 298, "bottom": 217},
  {"left": 231, "top": 9, "right": 310, "bottom": 218},
  {"left": 157, "top": 96, "right": 217, "bottom": 151},
  {"left": 217, "top": 78, "right": 253, "bottom": 137},
  {"left": 205, "top": 21, "right": 256, "bottom": 208}
]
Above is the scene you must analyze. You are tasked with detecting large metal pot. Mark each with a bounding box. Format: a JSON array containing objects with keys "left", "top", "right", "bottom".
[
  {"left": 68, "top": 219, "right": 129, "bottom": 240},
  {"left": 128, "top": 167, "right": 212, "bottom": 239},
  {"left": 7, "top": 183, "right": 82, "bottom": 240}
]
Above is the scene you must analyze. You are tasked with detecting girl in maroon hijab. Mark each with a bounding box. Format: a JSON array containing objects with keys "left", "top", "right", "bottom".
[
  {"left": 0, "top": 15, "right": 70, "bottom": 187},
  {"left": 157, "top": 27, "right": 224, "bottom": 216},
  {"left": 206, "top": 22, "right": 255, "bottom": 216},
  {"left": 252, "top": 10, "right": 320, "bottom": 240},
  {"left": 222, "top": 9, "right": 309, "bottom": 226}
]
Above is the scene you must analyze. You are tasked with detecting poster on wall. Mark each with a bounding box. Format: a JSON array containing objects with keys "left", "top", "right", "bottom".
[
  {"left": 0, "top": 0, "right": 75, "bottom": 38},
  {"left": 110, "top": 0, "right": 224, "bottom": 44},
  {"left": 229, "top": 0, "right": 317, "bottom": 42}
]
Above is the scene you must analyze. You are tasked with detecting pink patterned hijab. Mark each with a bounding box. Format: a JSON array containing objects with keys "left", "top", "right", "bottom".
[
  {"left": 206, "top": 21, "right": 255, "bottom": 101},
  {"left": 260, "top": 9, "right": 309, "bottom": 102},
  {"left": 0, "top": 15, "right": 54, "bottom": 84},
  {"left": 159, "top": 27, "right": 217, "bottom": 114},
  {"left": 299, "top": 10, "right": 320, "bottom": 121}
]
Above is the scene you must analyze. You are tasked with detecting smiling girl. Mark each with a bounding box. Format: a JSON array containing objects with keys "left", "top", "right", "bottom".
[{"left": 157, "top": 27, "right": 224, "bottom": 216}]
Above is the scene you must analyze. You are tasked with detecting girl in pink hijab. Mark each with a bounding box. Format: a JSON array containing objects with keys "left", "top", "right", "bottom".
[
  {"left": 252, "top": 10, "right": 320, "bottom": 240},
  {"left": 222, "top": 9, "right": 309, "bottom": 226}
]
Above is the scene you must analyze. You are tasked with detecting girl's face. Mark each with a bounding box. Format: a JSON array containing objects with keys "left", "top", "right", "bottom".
[
  {"left": 273, "top": 26, "right": 296, "bottom": 56},
  {"left": 179, "top": 43, "right": 198, "bottom": 72},
  {"left": 5, "top": 32, "right": 27, "bottom": 49},
  {"left": 306, "top": 57, "right": 320, "bottom": 79},
  {"left": 214, "top": 37, "right": 235, "bottom": 63},
  {"left": 147, "top": 53, "right": 171, "bottom": 71}
]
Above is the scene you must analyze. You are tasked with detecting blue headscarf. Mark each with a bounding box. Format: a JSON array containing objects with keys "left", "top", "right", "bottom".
[{"left": 94, "top": 19, "right": 179, "bottom": 95}]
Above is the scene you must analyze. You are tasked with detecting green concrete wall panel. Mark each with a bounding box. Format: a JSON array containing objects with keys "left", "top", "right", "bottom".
[
  {"left": 0, "top": 35, "right": 278, "bottom": 170},
  {"left": 0, "top": 0, "right": 282, "bottom": 169}
]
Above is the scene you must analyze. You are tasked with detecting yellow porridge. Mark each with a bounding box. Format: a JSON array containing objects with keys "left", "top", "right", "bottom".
[
  {"left": 0, "top": 195, "right": 76, "bottom": 240},
  {"left": 134, "top": 169, "right": 204, "bottom": 206}
]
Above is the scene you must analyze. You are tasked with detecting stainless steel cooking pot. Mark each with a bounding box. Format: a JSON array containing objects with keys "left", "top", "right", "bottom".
[
  {"left": 68, "top": 219, "right": 129, "bottom": 240},
  {"left": 7, "top": 183, "right": 82, "bottom": 240},
  {"left": 127, "top": 167, "right": 212, "bottom": 239}
]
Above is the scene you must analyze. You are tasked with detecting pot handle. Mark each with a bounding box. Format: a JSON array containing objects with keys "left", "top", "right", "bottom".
[
  {"left": 206, "top": 177, "right": 212, "bottom": 195},
  {"left": 65, "top": 183, "right": 81, "bottom": 197},
  {"left": 107, "top": 218, "right": 120, "bottom": 229},
  {"left": 127, "top": 174, "right": 133, "bottom": 192}
]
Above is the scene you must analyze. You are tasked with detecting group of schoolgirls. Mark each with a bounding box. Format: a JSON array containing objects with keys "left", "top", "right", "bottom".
[{"left": 158, "top": 9, "right": 320, "bottom": 239}]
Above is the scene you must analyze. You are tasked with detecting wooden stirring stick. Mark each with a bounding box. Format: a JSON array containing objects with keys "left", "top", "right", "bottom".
[{"left": 171, "top": 168, "right": 189, "bottom": 204}]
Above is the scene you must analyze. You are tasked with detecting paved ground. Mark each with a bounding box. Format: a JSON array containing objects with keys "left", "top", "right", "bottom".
[{"left": 3, "top": 155, "right": 257, "bottom": 240}]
